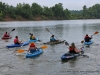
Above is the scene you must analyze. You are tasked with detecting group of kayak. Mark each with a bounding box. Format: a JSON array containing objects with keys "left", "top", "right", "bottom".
[
  {"left": 1, "top": 29, "right": 98, "bottom": 60},
  {"left": 2, "top": 31, "right": 64, "bottom": 58},
  {"left": 61, "top": 33, "right": 98, "bottom": 61},
  {"left": 1, "top": 31, "right": 43, "bottom": 58}
]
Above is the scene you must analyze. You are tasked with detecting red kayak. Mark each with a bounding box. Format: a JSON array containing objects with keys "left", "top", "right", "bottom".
[{"left": 2, "top": 36, "right": 12, "bottom": 39}]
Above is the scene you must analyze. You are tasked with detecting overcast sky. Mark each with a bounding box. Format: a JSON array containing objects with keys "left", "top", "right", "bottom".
[{"left": 0, "top": 0, "right": 100, "bottom": 10}]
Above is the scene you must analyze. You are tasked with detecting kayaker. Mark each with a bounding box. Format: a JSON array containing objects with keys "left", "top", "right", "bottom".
[
  {"left": 69, "top": 42, "right": 83, "bottom": 54},
  {"left": 3, "top": 32, "right": 10, "bottom": 37},
  {"left": 14, "top": 36, "right": 22, "bottom": 44},
  {"left": 27, "top": 42, "right": 37, "bottom": 53},
  {"left": 30, "top": 33, "right": 36, "bottom": 40},
  {"left": 50, "top": 35, "right": 58, "bottom": 42},
  {"left": 84, "top": 34, "right": 92, "bottom": 42}
]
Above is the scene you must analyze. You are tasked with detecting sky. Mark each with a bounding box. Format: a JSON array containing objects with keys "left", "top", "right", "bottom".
[{"left": 0, "top": 0, "right": 100, "bottom": 10}]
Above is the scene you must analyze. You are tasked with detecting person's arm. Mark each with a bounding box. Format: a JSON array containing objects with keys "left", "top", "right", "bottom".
[
  {"left": 18, "top": 39, "right": 22, "bottom": 44},
  {"left": 90, "top": 36, "right": 92, "bottom": 39},
  {"left": 27, "top": 47, "right": 30, "bottom": 52},
  {"left": 74, "top": 47, "right": 82, "bottom": 53}
]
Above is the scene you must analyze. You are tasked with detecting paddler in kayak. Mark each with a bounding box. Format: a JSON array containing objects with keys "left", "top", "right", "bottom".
[
  {"left": 69, "top": 42, "right": 83, "bottom": 54},
  {"left": 50, "top": 35, "right": 58, "bottom": 42},
  {"left": 14, "top": 36, "right": 22, "bottom": 44},
  {"left": 3, "top": 32, "right": 10, "bottom": 37},
  {"left": 30, "top": 33, "right": 36, "bottom": 40},
  {"left": 27, "top": 42, "right": 37, "bottom": 53},
  {"left": 84, "top": 34, "right": 92, "bottom": 42}
]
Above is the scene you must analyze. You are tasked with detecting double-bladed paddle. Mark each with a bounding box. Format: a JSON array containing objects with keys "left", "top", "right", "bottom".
[
  {"left": 16, "top": 45, "right": 48, "bottom": 53},
  {"left": 46, "top": 28, "right": 59, "bottom": 40},
  {"left": 46, "top": 28, "right": 69, "bottom": 45},
  {"left": 65, "top": 42, "right": 89, "bottom": 58},
  {"left": 81, "top": 31, "right": 99, "bottom": 43}
]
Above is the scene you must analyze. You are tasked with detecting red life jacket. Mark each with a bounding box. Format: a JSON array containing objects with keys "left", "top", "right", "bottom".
[
  {"left": 69, "top": 46, "right": 74, "bottom": 51},
  {"left": 85, "top": 36, "right": 90, "bottom": 38},
  {"left": 4, "top": 33, "right": 9, "bottom": 37},
  {"left": 30, "top": 43, "right": 36, "bottom": 47},
  {"left": 14, "top": 38, "right": 18, "bottom": 44}
]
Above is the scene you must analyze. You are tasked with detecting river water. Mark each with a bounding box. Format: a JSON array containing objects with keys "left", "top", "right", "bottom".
[{"left": 0, "top": 19, "right": 100, "bottom": 75}]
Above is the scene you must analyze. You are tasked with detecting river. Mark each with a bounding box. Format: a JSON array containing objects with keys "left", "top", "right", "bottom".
[{"left": 0, "top": 19, "right": 100, "bottom": 75}]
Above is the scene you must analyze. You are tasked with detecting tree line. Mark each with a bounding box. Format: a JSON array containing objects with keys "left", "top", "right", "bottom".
[{"left": 0, "top": 1, "right": 100, "bottom": 21}]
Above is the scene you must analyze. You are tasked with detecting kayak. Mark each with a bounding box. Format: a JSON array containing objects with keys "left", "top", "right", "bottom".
[
  {"left": 2, "top": 36, "right": 12, "bottom": 39},
  {"left": 43, "top": 40, "right": 65, "bottom": 45},
  {"left": 6, "top": 41, "right": 29, "bottom": 48},
  {"left": 29, "top": 38, "right": 39, "bottom": 43},
  {"left": 26, "top": 48, "right": 43, "bottom": 58},
  {"left": 84, "top": 40, "right": 93, "bottom": 45},
  {"left": 61, "top": 47, "right": 84, "bottom": 60}
]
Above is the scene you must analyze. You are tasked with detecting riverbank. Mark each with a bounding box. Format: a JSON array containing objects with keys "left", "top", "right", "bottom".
[{"left": 1, "top": 16, "right": 68, "bottom": 21}]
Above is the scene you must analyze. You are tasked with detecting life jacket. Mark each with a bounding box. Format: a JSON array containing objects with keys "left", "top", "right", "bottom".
[
  {"left": 14, "top": 38, "right": 19, "bottom": 44},
  {"left": 50, "top": 37, "right": 56, "bottom": 42},
  {"left": 30, "top": 35, "right": 35, "bottom": 40},
  {"left": 85, "top": 36, "right": 90, "bottom": 38},
  {"left": 69, "top": 46, "right": 74, "bottom": 51},
  {"left": 4, "top": 33, "right": 9, "bottom": 37},
  {"left": 69, "top": 46, "right": 77, "bottom": 54},
  {"left": 30, "top": 43, "right": 35, "bottom": 47},
  {"left": 85, "top": 36, "right": 91, "bottom": 42}
]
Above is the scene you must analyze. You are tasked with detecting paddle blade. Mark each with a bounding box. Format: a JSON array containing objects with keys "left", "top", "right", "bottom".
[
  {"left": 81, "top": 40, "right": 84, "bottom": 43},
  {"left": 16, "top": 49, "right": 25, "bottom": 53},
  {"left": 12, "top": 28, "right": 15, "bottom": 31},
  {"left": 46, "top": 28, "right": 50, "bottom": 32},
  {"left": 38, "top": 40, "right": 41, "bottom": 42},
  {"left": 29, "top": 33, "right": 32, "bottom": 35},
  {"left": 94, "top": 31, "right": 99, "bottom": 34},
  {"left": 65, "top": 41, "right": 69, "bottom": 46},
  {"left": 40, "top": 45, "right": 48, "bottom": 49}
]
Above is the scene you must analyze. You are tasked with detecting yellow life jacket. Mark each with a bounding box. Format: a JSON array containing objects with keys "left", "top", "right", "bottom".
[{"left": 30, "top": 35, "right": 35, "bottom": 40}]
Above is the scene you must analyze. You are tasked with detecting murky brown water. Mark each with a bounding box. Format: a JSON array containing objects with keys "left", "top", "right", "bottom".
[{"left": 0, "top": 20, "right": 100, "bottom": 75}]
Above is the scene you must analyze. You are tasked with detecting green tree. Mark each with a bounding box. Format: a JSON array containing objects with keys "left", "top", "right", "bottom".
[
  {"left": 51, "top": 3, "right": 64, "bottom": 17},
  {"left": 31, "top": 3, "right": 43, "bottom": 17},
  {"left": 82, "top": 5, "right": 87, "bottom": 18},
  {"left": 43, "top": 6, "right": 54, "bottom": 18},
  {"left": 63, "top": 8, "right": 70, "bottom": 19}
]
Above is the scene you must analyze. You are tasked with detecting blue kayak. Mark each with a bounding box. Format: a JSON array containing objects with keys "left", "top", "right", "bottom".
[
  {"left": 84, "top": 40, "right": 93, "bottom": 45},
  {"left": 61, "top": 47, "right": 84, "bottom": 60},
  {"left": 29, "top": 38, "right": 39, "bottom": 43},
  {"left": 6, "top": 41, "right": 29, "bottom": 48},
  {"left": 26, "top": 48, "right": 43, "bottom": 58}
]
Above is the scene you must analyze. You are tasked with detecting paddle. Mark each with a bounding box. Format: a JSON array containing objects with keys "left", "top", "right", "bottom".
[
  {"left": 65, "top": 41, "right": 69, "bottom": 46},
  {"left": 9, "top": 28, "right": 15, "bottom": 34},
  {"left": 46, "top": 28, "right": 59, "bottom": 40},
  {"left": 81, "top": 31, "right": 99, "bottom": 43},
  {"left": 16, "top": 45, "right": 48, "bottom": 53},
  {"left": 46, "top": 28, "right": 69, "bottom": 45},
  {"left": 65, "top": 42, "right": 89, "bottom": 58}
]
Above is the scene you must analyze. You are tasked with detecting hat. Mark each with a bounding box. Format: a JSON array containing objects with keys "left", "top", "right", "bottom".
[{"left": 30, "top": 42, "right": 35, "bottom": 47}]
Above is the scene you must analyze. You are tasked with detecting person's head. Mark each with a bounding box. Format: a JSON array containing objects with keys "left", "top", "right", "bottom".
[
  {"left": 86, "top": 34, "right": 88, "bottom": 36},
  {"left": 52, "top": 35, "right": 54, "bottom": 37},
  {"left": 30, "top": 42, "right": 35, "bottom": 47},
  {"left": 6, "top": 32, "right": 7, "bottom": 34},
  {"left": 31, "top": 34, "right": 33, "bottom": 36},
  {"left": 15, "top": 36, "right": 18, "bottom": 39},
  {"left": 71, "top": 42, "right": 75, "bottom": 48}
]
